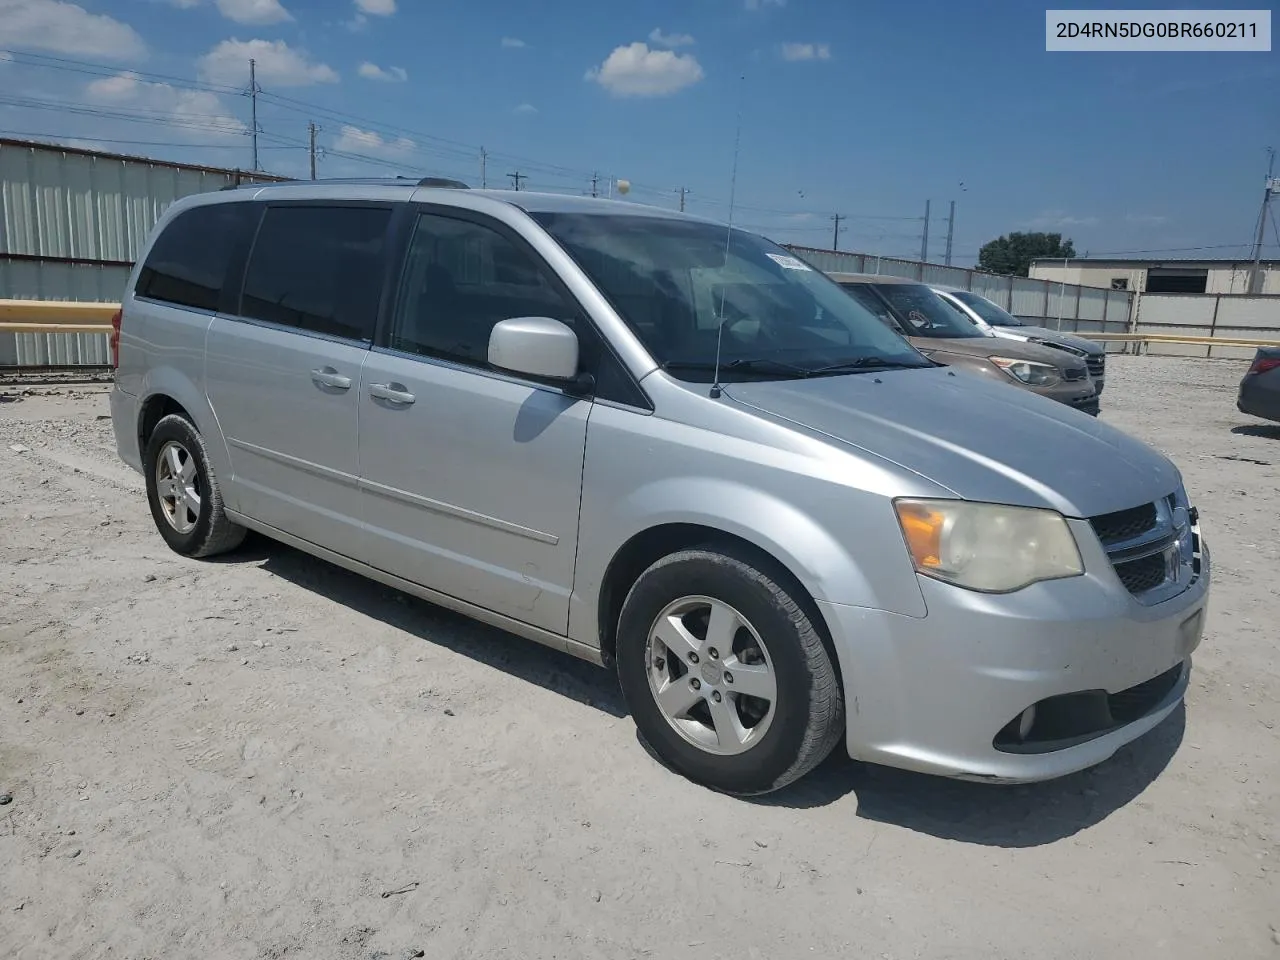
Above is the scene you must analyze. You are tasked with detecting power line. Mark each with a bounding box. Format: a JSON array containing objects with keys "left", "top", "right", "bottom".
[{"left": 508, "top": 170, "right": 526, "bottom": 190}]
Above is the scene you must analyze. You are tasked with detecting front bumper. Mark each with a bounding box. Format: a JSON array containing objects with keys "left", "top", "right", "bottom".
[
  {"left": 819, "top": 535, "right": 1209, "bottom": 783},
  {"left": 1033, "top": 379, "right": 1100, "bottom": 416}
]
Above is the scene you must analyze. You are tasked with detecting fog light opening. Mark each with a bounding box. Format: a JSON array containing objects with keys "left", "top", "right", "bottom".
[{"left": 1017, "top": 705, "right": 1037, "bottom": 741}]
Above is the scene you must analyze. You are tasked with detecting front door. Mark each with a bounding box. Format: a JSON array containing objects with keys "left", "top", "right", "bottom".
[
  {"left": 205, "top": 202, "right": 393, "bottom": 550},
  {"left": 357, "top": 210, "right": 591, "bottom": 633}
]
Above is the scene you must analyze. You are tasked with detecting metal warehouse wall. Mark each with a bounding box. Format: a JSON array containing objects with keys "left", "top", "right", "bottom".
[
  {"left": 0, "top": 138, "right": 282, "bottom": 366},
  {"left": 1131, "top": 293, "right": 1280, "bottom": 359}
]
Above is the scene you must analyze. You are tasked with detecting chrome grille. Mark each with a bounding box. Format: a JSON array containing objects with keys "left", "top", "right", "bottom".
[
  {"left": 1090, "top": 489, "right": 1200, "bottom": 605},
  {"left": 1090, "top": 503, "right": 1158, "bottom": 545}
]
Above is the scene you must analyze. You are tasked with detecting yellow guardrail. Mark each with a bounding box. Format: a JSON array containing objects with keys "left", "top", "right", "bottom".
[
  {"left": 1087, "top": 331, "right": 1280, "bottom": 351},
  {"left": 0, "top": 299, "right": 118, "bottom": 334}
]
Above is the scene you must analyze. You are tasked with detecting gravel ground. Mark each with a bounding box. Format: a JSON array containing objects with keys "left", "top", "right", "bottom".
[{"left": 1, "top": 355, "right": 1277, "bottom": 960}]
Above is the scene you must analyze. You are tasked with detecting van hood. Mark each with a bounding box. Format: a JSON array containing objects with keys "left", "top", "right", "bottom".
[
  {"left": 1002, "top": 324, "right": 1105, "bottom": 357},
  {"left": 723, "top": 367, "right": 1180, "bottom": 518},
  {"left": 913, "top": 335, "right": 1086, "bottom": 371}
]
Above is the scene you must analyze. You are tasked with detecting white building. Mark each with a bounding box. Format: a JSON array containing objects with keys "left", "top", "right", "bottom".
[{"left": 1029, "top": 257, "right": 1280, "bottom": 296}]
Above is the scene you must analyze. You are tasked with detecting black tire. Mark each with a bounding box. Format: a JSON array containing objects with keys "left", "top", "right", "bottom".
[
  {"left": 616, "top": 546, "right": 844, "bottom": 796},
  {"left": 143, "top": 413, "right": 246, "bottom": 558}
]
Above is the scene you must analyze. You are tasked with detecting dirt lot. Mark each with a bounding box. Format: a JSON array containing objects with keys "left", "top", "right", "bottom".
[{"left": 1, "top": 354, "right": 1277, "bottom": 960}]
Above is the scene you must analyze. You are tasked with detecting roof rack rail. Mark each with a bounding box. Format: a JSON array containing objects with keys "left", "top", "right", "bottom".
[
  {"left": 215, "top": 175, "right": 471, "bottom": 190},
  {"left": 416, "top": 176, "right": 470, "bottom": 189}
]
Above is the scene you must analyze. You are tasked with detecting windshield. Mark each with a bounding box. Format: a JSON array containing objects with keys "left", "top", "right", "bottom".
[
  {"left": 853, "top": 283, "right": 987, "bottom": 340},
  {"left": 531, "top": 213, "right": 930, "bottom": 381},
  {"left": 951, "top": 290, "right": 1026, "bottom": 327}
]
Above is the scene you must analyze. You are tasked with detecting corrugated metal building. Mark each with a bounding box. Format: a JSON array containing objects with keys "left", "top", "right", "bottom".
[
  {"left": 1029, "top": 256, "right": 1280, "bottom": 296},
  {"left": 1, "top": 137, "right": 284, "bottom": 366}
]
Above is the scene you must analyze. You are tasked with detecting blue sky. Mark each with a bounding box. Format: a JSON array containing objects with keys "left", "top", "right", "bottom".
[{"left": 0, "top": 0, "right": 1276, "bottom": 264}]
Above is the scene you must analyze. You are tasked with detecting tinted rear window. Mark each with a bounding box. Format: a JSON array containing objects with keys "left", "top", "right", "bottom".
[
  {"left": 240, "top": 205, "right": 392, "bottom": 341},
  {"left": 136, "top": 202, "right": 257, "bottom": 311}
]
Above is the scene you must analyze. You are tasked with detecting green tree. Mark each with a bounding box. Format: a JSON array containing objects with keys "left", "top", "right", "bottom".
[{"left": 977, "top": 232, "right": 1077, "bottom": 277}]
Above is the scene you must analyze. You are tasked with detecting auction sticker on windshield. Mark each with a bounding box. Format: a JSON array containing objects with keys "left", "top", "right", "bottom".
[{"left": 766, "top": 253, "right": 813, "bottom": 271}]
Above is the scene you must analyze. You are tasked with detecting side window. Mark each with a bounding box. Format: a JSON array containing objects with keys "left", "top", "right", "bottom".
[
  {"left": 240, "top": 205, "right": 392, "bottom": 341},
  {"left": 135, "top": 202, "right": 254, "bottom": 311},
  {"left": 389, "top": 213, "right": 579, "bottom": 367}
]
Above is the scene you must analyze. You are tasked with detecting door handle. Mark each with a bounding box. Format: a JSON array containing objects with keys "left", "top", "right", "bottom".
[
  {"left": 368, "top": 382, "right": 416, "bottom": 405},
  {"left": 310, "top": 367, "right": 352, "bottom": 390}
]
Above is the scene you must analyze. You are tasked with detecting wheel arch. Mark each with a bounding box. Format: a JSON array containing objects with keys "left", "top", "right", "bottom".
[
  {"left": 134, "top": 366, "right": 232, "bottom": 482},
  {"left": 595, "top": 522, "right": 843, "bottom": 685}
]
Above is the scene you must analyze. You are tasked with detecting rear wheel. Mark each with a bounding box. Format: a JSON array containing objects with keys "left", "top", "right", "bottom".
[
  {"left": 143, "top": 414, "right": 245, "bottom": 558},
  {"left": 616, "top": 547, "right": 844, "bottom": 795}
]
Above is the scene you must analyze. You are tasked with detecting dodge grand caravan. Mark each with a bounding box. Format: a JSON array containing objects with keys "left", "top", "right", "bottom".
[{"left": 110, "top": 180, "right": 1209, "bottom": 795}]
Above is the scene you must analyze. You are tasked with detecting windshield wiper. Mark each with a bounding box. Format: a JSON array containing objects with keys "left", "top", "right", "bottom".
[
  {"left": 660, "top": 358, "right": 815, "bottom": 378},
  {"left": 808, "top": 356, "right": 929, "bottom": 374}
]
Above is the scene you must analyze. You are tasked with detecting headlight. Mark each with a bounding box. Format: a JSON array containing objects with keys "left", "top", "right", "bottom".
[
  {"left": 989, "top": 356, "right": 1061, "bottom": 386},
  {"left": 894, "top": 499, "right": 1084, "bottom": 592}
]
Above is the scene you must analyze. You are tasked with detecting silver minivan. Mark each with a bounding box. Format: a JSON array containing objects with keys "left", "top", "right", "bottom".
[{"left": 109, "top": 181, "right": 1209, "bottom": 795}]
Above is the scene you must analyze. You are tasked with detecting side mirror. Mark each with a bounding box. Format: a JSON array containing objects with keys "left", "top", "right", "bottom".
[{"left": 488, "top": 316, "right": 580, "bottom": 381}]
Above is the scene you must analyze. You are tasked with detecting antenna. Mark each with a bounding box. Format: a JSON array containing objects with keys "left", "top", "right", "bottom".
[{"left": 709, "top": 74, "right": 746, "bottom": 401}]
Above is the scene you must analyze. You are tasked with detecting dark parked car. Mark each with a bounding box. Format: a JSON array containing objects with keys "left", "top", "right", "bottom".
[{"left": 1237, "top": 347, "right": 1280, "bottom": 423}]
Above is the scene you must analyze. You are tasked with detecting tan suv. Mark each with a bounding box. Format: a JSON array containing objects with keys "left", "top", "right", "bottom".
[{"left": 831, "top": 273, "right": 1099, "bottom": 415}]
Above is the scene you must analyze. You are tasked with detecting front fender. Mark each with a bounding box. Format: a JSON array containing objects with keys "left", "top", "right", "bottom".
[{"left": 568, "top": 405, "right": 931, "bottom": 649}]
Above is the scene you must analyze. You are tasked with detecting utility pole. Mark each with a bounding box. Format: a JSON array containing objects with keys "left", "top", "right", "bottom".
[
  {"left": 920, "top": 199, "right": 931, "bottom": 262},
  {"left": 830, "top": 213, "right": 844, "bottom": 251},
  {"left": 944, "top": 199, "right": 956, "bottom": 266},
  {"left": 480, "top": 148, "right": 487, "bottom": 188},
  {"left": 308, "top": 122, "right": 318, "bottom": 180},
  {"left": 508, "top": 170, "right": 526, "bottom": 191},
  {"left": 676, "top": 186, "right": 689, "bottom": 212},
  {"left": 249, "top": 58, "right": 260, "bottom": 172},
  {"left": 1248, "top": 148, "right": 1277, "bottom": 294},
  {"left": 590, "top": 172, "right": 600, "bottom": 197}
]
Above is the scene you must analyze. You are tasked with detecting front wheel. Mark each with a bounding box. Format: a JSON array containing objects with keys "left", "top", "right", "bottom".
[{"left": 616, "top": 547, "right": 844, "bottom": 795}]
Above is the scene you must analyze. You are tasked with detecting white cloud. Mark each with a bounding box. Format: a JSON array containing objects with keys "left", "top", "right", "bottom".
[
  {"left": 333, "top": 124, "right": 414, "bottom": 157},
  {"left": 0, "top": 0, "right": 146, "bottom": 60},
  {"left": 1026, "top": 211, "right": 1099, "bottom": 230},
  {"left": 1125, "top": 213, "right": 1169, "bottom": 225},
  {"left": 500, "top": 36, "right": 526, "bottom": 48},
  {"left": 216, "top": 0, "right": 292, "bottom": 25},
  {"left": 199, "top": 39, "right": 339, "bottom": 87},
  {"left": 86, "top": 71, "right": 247, "bottom": 139},
  {"left": 344, "top": 13, "right": 366, "bottom": 31},
  {"left": 781, "top": 42, "right": 831, "bottom": 61},
  {"left": 354, "top": 0, "right": 395, "bottom": 14},
  {"left": 358, "top": 61, "right": 407, "bottom": 82},
  {"left": 585, "top": 42, "right": 703, "bottom": 97},
  {"left": 514, "top": 103, "right": 537, "bottom": 115},
  {"left": 648, "top": 28, "right": 694, "bottom": 48}
]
